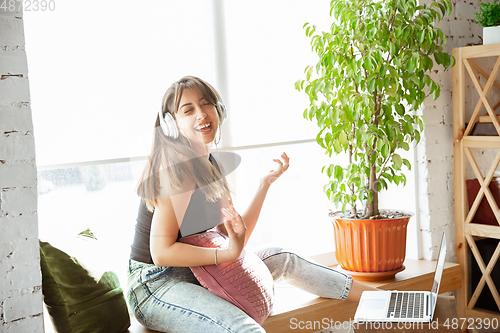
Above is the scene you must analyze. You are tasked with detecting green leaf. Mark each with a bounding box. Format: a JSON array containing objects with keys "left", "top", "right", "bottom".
[
  {"left": 434, "top": 52, "right": 444, "bottom": 65},
  {"left": 316, "top": 132, "right": 325, "bottom": 148},
  {"left": 400, "top": 142, "right": 410, "bottom": 151},
  {"left": 392, "top": 154, "right": 403, "bottom": 169},
  {"left": 339, "top": 132, "right": 348, "bottom": 146},
  {"left": 377, "top": 137, "right": 384, "bottom": 150},
  {"left": 437, "top": 3, "right": 446, "bottom": 16},
  {"left": 368, "top": 78, "right": 377, "bottom": 93},
  {"left": 410, "top": 75, "right": 421, "bottom": 87},
  {"left": 404, "top": 121, "right": 414, "bottom": 135},
  {"left": 403, "top": 158, "right": 412, "bottom": 170},
  {"left": 406, "top": 59, "right": 414, "bottom": 73},
  {"left": 389, "top": 42, "right": 396, "bottom": 57},
  {"left": 395, "top": 27, "right": 402, "bottom": 38},
  {"left": 334, "top": 140, "right": 342, "bottom": 153},
  {"left": 345, "top": 107, "right": 354, "bottom": 123},
  {"left": 444, "top": 0, "right": 452, "bottom": 15},
  {"left": 417, "top": 30, "right": 426, "bottom": 43},
  {"left": 443, "top": 53, "right": 451, "bottom": 67},
  {"left": 382, "top": 144, "right": 390, "bottom": 158},
  {"left": 334, "top": 165, "right": 344, "bottom": 181},
  {"left": 78, "top": 228, "right": 97, "bottom": 240},
  {"left": 378, "top": 178, "right": 388, "bottom": 191},
  {"left": 327, "top": 164, "right": 334, "bottom": 178},
  {"left": 306, "top": 66, "right": 314, "bottom": 81},
  {"left": 423, "top": 75, "right": 432, "bottom": 87},
  {"left": 295, "top": 80, "right": 301, "bottom": 91},
  {"left": 433, "top": 85, "right": 441, "bottom": 100},
  {"left": 395, "top": 104, "right": 405, "bottom": 116},
  {"left": 325, "top": 132, "right": 332, "bottom": 146}
]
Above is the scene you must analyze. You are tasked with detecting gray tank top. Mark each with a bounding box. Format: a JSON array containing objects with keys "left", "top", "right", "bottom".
[{"left": 129, "top": 154, "right": 222, "bottom": 264}]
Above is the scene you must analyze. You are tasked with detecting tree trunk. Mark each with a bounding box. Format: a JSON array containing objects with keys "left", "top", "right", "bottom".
[
  {"left": 364, "top": 163, "right": 379, "bottom": 217},
  {"left": 349, "top": 145, "right": 357, "bottom": 216}
]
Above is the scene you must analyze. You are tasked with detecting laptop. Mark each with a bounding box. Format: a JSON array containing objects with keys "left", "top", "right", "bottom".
[{"left": 354, "top": 232, "right": 447, "bottom": 323}]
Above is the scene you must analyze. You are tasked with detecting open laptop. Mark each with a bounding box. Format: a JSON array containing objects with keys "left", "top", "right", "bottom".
[{"left": 354, "top": 232, "right": 447, "bottom": 323}]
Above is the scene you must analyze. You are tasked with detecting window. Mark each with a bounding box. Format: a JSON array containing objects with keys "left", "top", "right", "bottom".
[
  {"left": 222, "top": 0, "right": 332, "bottom": 147},
  {"left": 27, "top": 0, "right": 417, "bottom": 295},
  {"left": 37, "top": 159, "right": 146, "bottom": 288},
  {"left": 25, "top": 0, "right": 217, "bottom": 165}
]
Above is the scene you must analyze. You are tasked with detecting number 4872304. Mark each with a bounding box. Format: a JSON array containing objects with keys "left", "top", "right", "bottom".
[{"left": 0, "top": 0, "right": 56, "bottom": 12}]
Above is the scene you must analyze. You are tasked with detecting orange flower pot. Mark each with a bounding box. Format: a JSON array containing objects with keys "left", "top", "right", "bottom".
[{"left": 331, "top": 211, "right": 412, "bottom": 274}]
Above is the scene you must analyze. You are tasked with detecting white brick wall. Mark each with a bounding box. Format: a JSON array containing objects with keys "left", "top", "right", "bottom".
[
  {"left": 0, "top": 4, "right": 43, "bottom": 333},
  {"left": 417, "top": 0, "right": 482, "bottom": 260}
]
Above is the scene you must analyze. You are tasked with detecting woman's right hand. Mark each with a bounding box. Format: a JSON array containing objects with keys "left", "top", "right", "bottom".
[{"left": 221, "top": 205, "right": 247, "bottom": 261}]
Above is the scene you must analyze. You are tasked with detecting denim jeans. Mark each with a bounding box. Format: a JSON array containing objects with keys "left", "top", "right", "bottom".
[{"left": 127, "top": 247, "right": 352, "bottom": 333}]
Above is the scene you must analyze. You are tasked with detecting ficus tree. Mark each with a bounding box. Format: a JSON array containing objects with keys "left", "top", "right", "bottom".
[{"left": 296, "top": 0, "right": 454, "bottom": 218}]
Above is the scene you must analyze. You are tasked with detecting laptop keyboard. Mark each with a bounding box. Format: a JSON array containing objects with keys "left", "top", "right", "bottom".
[{"left": 387, "top": 292, "right": 425, "bottom": 318}]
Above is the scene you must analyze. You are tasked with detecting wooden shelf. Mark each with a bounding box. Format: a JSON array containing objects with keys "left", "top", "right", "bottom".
[
  {"left": 478, "top": 114, "right": 500, "bottom": 123},
  {"left": 453, "top": 44, "right": 500, "bottom": 333}
]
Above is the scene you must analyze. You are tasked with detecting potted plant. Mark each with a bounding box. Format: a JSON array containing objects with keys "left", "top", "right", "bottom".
[
  {"left": 296, "top": 0, "right": 454, "bottom": 279},
  {"left": 475, "top": 0, "right": 500, "bottom": 45}
]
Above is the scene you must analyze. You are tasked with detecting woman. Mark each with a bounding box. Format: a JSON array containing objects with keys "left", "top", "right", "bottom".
[{"left": 127, "top": 76, "right": 377, "bottom": 332}]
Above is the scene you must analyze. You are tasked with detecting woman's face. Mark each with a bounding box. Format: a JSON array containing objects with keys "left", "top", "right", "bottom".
[{"left": 175, "top": 88, "right": 219, "bottom": 147}]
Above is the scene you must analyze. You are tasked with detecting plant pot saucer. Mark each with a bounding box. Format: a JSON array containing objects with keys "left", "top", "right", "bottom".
[{"left": 337, "top": 264, "right": 406, "bottom": 282}]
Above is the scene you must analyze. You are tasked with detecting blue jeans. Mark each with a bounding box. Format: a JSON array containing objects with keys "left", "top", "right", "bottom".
[{"left": 127, "top": 247, "right": 352, "bottom": 333}]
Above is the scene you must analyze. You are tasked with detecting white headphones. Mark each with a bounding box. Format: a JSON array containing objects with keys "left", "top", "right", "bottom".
[
  {"left": 158, "top": 111, "right": 180, "bottom": 139},
  {"left": 158, "top": 87, "right": 227, "bottom": 140}
]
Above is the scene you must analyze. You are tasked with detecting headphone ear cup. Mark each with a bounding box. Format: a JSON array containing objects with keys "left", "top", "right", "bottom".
[{"left": 158, "top": 110, "right": 179, "bottom": 139}]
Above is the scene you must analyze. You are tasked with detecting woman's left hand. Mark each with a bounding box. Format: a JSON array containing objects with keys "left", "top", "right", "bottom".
[{"left": 261, "top": 152, "right": 289, "bottom": 186}]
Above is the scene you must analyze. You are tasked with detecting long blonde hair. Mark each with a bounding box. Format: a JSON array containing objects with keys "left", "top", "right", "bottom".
[{"left": 136, "top": 76, "right": 231, "bottom": 211}]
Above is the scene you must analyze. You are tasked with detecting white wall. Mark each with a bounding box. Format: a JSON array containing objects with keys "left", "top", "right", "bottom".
[
  {"left": 0, "top": 5, "right": 43, "bottom": 333},
  {"left": 417, "top": 0, "right": 482, "bottom": 261}
]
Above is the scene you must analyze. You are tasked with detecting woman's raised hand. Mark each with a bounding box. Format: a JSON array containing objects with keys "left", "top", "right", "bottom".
[
  {"left": 221, "top": 205, "right": 247, "bottom": 261},
  {"left": 261, "top": 152, "right": 289, "bottom": 186}
]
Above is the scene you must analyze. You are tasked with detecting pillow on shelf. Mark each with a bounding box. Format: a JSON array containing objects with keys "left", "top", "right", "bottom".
[
  {"left": 466, "top": 178, "right": 500, "bottom": 226},
  {"left": 179, "top": 230, "right": 274, "bottom": 325},
  {"left": 39, "top": 240, "right": 130, "bottom": 333}
]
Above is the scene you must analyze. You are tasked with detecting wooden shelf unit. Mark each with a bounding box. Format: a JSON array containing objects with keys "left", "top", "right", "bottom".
[{"left": 453, "top": 44, "right": 500, "bottom": 330}]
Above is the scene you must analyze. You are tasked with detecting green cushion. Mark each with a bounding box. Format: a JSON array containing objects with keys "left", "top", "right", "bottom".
[{"left": 39, "top": 241, "right": 130, "bottom": 333}]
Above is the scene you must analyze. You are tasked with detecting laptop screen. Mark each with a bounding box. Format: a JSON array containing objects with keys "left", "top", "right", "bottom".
[{"left": 431, "top": 232, "right": 447, "bottom": 295}]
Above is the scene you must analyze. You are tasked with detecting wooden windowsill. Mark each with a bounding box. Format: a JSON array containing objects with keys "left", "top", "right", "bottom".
[
  {"left": 126, "top": 259, "right": 461, "bottom": 333},
  {"left": 262, "top": 259, "right": 461, "bottom": 333}
]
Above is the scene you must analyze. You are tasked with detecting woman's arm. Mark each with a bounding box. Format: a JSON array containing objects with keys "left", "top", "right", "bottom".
[
  {"left": 240, "top": 152, "right": 289, "bottom": 245},
  {"left": 150, "top": 170, "right": 246, "bottom": 267},
  {"left": 240, "top": 181, "right": 270, "bottom": 246}
]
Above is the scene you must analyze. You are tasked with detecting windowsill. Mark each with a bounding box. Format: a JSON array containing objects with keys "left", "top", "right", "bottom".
[
  {"left": 262, "top": 259, "right": 461, "bottom": 333},
  {"left": 309, "top": 250, "right": 338, "bottom": 267},
  {"left": 123, "top": 258, "right": 461, "bottom": 333}
]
